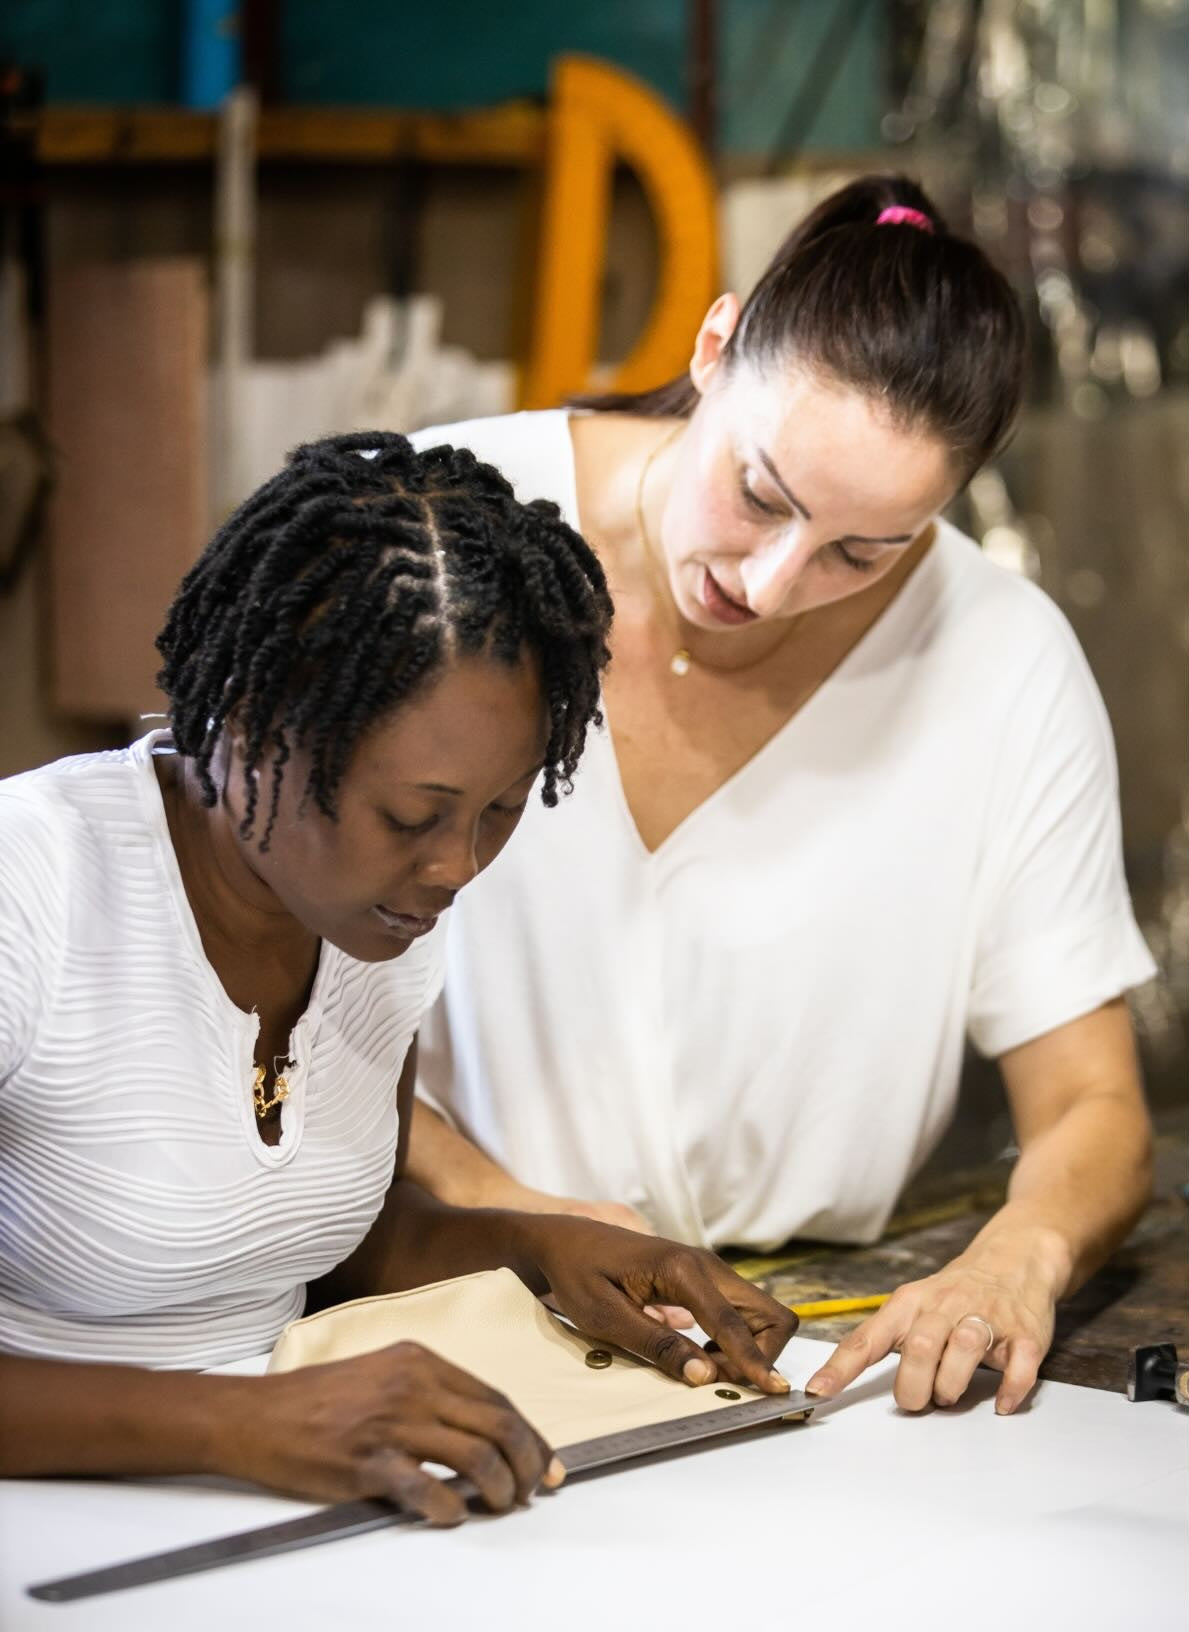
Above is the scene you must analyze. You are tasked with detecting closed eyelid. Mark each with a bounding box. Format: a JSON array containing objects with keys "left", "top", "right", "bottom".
[
  {"left": 491, "top": 774, "right": 542, "bottom": 810},
  {"left": 502, "top": 761, "right": 546, "bottom": 795},
  {"left": 740, "top": 467, "right": 913, "bottom": 547},
  {"left": 835, "top": 532, "right": 913, "bottom": 548},
  {"left": 383, "top": 809, "right": 437, "bottom": 835},
  {"left": 739, "top": 471, "right": 787, "bottom": 514}
]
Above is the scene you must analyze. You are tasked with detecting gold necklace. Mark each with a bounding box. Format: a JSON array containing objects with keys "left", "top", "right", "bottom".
[
  {"left": 633, "top": 422, "right": 807, "bottom": 678},
  {"left": 634, "top": 421, "right": 694, "bottom": 676},
  {"left": 252, "top": 1058, "right": 292, "bottom": 1120}
]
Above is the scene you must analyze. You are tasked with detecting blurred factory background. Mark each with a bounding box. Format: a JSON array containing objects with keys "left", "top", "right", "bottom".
[{"left": 1, "top": 1, "right": 1186, "bottom": 1132}]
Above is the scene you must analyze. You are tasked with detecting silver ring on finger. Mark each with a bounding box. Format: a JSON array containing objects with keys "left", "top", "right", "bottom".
[{"left": 957, "top": 1313, "right": 996, "bottom": 1352}]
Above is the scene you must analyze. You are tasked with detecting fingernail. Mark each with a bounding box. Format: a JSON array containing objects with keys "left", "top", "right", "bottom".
[
  {"left": 683, "top": 1357, "right": 715, "bottom": 1385},
  {"left": 544, "top": 1456, "right": 566, "bottom": 1488},
  {"left": 805, "top": 1372, "right": 835, "bottom": 1396},
  {"left": 995, "top": 1398, "right": 1014, "bottom": 1417},
  {"left": 769, "top": 1370, "right": 791, "bottom": 1391}
]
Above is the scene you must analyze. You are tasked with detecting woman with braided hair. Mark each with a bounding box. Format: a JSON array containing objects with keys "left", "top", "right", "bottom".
[
  {"left": 0, "top": 431, "right": 797, "bottom": 1520},
  {"left": 406, "top": 174, "right": 1155, "bottom": 1418}
]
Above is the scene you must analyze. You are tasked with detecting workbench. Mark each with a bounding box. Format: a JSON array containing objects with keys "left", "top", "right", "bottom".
[
  {"left": 2, "top": 1122, "right": 1184, "bottom": 1626},
  {"left": 2, "top": 1328, "right": 1183, "bottom": 1630}
]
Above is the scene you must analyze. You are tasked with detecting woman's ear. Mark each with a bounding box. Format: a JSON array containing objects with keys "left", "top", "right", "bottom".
[
  {"left": 689, "top": 292, "right": 742, "bottom": 397},
  {"left": 223, "top": 705, "right": 248, "bottom": 760},
  {"left": 219, "top": 708, "right": 259, "bottom": 805}
]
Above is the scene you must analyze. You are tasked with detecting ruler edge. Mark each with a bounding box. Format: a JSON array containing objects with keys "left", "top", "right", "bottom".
[
  {"left": 560, "top": 1386, "right": 816, "bottom": 1472},
  {"left": 25, "top": 1499, "right": 413, "bottom": 1603},
  {"left": 26, "top": 1389, "right": 816, "bottom": 1603}
]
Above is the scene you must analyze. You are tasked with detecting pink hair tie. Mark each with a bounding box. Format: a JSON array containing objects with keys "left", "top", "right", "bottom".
[{"left": 876, "top": 205, "right": 933, "bottom": 233}]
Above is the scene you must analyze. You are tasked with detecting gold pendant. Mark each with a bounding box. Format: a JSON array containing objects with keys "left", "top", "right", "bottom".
[
  {"left": 252, "top": 1063, "right": 290, "bottom": 1120},
  {"left": 670, "top": 648, "right": 692, "bottom": 677}
]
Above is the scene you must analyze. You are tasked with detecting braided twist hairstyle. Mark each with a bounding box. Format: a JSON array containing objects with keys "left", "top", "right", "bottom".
[{"left": 156, "top": 430, "right": 613, "bottom": 847}]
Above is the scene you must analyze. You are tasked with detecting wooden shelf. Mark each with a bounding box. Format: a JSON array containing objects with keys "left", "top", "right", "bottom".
[{"left": 20, "top": 102, "right": 547, "bottom": 167}]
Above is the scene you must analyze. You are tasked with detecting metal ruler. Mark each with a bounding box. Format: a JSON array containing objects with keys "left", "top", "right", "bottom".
[{"left": 28, "top": 1389, "right": 815, "bottom": 1603}]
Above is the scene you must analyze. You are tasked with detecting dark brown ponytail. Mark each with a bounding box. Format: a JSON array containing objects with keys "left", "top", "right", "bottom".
[{"left": 575, "top": 174, "right": 1026, "bottom": 478}]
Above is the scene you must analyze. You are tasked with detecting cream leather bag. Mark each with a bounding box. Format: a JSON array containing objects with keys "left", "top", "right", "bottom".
[{"left": 270, "top": 1268, "right": 767, "bottom": 1447}]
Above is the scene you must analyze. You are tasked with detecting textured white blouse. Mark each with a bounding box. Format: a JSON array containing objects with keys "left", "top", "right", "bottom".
[
  {"left": 0, "top": 732, "right": 446, "bottom": 1368},
  {"left": 413, "top": 412, "right": 1156, "bottom": 1251}
]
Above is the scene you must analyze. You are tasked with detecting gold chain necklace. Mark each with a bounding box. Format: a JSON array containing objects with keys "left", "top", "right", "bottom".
[
  {"left": 252, "top": 1058, "right": 292, "bottom": 1120},
  {"left": 633, "top": 422, "right": 806, "bottom": 678}
]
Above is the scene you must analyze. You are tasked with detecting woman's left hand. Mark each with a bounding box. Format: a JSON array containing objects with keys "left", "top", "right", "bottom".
[
  {"left": 513, "top": 1214, "right": 798, "bottom": 1395},
  {"left": 803, "top": 1238, "right": 1061, "bottom": 1415}
]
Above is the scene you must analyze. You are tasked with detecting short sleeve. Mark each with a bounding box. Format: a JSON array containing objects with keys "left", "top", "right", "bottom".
[
  {"left": 967, "top": 612, "right": 1156, "bottom": 1058},
  {"left": 0, "top": 791, "right": 69, "bottom": 1082}
]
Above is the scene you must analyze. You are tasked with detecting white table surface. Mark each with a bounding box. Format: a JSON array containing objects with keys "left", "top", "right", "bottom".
[{"left": 2, "top": 1333, "right": 1185, "bottom": 1631}]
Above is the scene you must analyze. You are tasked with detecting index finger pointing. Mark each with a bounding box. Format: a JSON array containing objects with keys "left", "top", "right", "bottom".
[{"left": 805, "top": 1304, "right": 904, "bottom": 1398}]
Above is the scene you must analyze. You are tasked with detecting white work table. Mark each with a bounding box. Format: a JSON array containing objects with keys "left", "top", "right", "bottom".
[{"left": 2, "top": 1333, "right": 1185, "bottom": 1631}]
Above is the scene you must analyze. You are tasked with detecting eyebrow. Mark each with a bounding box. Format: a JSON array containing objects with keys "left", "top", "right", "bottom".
[
  {"left": 409, "top": 761, "right": 546, "bottom": 798},
  {"left": 757, "top": 449, "right": 914, "bottom": 546}
]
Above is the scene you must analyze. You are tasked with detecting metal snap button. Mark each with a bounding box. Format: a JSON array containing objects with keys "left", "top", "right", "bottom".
[
  {"left": 714, "top": 1387, "right": 741, "bottom": 1400},
  {"left": 585, "top": 1349, "right": 613, "bottom": 1369}
]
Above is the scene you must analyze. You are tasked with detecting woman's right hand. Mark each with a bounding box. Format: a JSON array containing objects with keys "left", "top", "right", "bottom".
[
  {"left": 408, "top": 1103, "right": 691, "bottom": 1325},
  {"left": 500, "top": 1185, "right": 696, "bottom": 1330},
  {"left": 226, "top": 1342, "right": 564, "bottom": 1525}
]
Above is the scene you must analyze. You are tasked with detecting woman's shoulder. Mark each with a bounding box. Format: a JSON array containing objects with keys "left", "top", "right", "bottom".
[
  {"left": 931, "top": 520, "right": 1094, "bottom": 682},
  {"left": 0, "top": 765, "right": 85, "bottom": 1001},
  {"left": 0, "top": 757, "right": 88, "bottom": 869},
  {"left": 0, "top": 736, "right": 160, "bottom": 897},
  {"left": 406, "top": 410, "right": 575, "bottom": 510},
  {"left": 925, "top": 523, "right": 1114, "bottom": 770}
]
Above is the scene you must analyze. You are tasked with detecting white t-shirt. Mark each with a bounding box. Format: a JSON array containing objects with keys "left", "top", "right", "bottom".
[
  {"left": 412, "top": 411, "right": 1155, "bottom": 1251},
  {"left": 0, "top": 732, "right": 446, "bottom": 1368}
]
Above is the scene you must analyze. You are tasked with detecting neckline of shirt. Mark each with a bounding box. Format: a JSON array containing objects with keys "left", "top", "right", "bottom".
[{"left": 553, "top": 410, "right": 958, "bottom": 865}]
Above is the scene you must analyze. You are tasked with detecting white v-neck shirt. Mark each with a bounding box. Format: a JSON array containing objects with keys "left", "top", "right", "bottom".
[
  {"left": 412, "top": 411, "right": 1154, "bottom": 1250},
  {"left": 0, "top": 733, "right": 446, "bottom": 1367}
]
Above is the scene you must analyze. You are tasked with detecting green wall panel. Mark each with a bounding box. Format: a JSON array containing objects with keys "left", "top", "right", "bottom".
[
  {"left": 282, "top": 0, "right": 882, "bottom": 155},
  {"left": 3, "top": 0, "right": 883, "bottom": 154},
  {"left": 282, "top": 0, "right": 688, "bottom": 113},
  {"left": 1, "top": 0, "right": 177, "bottom": 102}
]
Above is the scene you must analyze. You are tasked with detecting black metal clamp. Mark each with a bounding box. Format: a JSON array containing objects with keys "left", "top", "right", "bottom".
[{"left": 1128, "top": 1343, "right": 1189, "bottom": 1408}]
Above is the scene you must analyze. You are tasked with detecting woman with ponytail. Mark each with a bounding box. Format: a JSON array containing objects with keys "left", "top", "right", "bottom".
[{"left": 406, "top": 175, "right": 1155, "bottom": 1417}]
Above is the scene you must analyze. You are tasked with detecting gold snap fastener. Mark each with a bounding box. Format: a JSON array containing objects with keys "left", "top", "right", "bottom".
[
  {"left": 715, "top": 1387, "right": 741, "bottom": 1400},
  {"left": 585, "top": 1349, "right": 613, "bottom": 1369}
]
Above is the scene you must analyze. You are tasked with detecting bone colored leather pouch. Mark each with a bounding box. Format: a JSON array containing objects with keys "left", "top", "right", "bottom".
[{"left": 269, "top": 1268, "right": 765, "bottom": 1447}]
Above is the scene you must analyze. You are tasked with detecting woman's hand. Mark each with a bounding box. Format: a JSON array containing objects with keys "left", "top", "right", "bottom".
[
  {"left": 511, "top": 1214, "right": 798, "bottom": 1394},
  {"left": 225, "top": 1342, "right": 564, "bottom": 1525},
  {"left": 505, "top": 1185, "right": 696, "bottom": 1330},
  {"left": 804, "top": 1230, "right": 1065, "bottom": 1415}
]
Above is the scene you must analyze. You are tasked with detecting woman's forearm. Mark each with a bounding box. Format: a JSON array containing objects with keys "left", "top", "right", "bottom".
[
  {"left": 802, "top": 1029, "right": 1154, "bottom": 1414},
  {"left": 306, "top": 1179, "right": 547, "bottom": 1312},
  {"left": 404, "top": 1098, "right": 661, "bottom": 1238},
  {"left": 962, "top": 1089, "right": 1152, "bottom": 1299},
  {"left": 0, "top": 1353, "right": 254, "bottom": 1479},
  {"left": 404, "top": 1098, "right": 532, "bottom": 1208}
]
